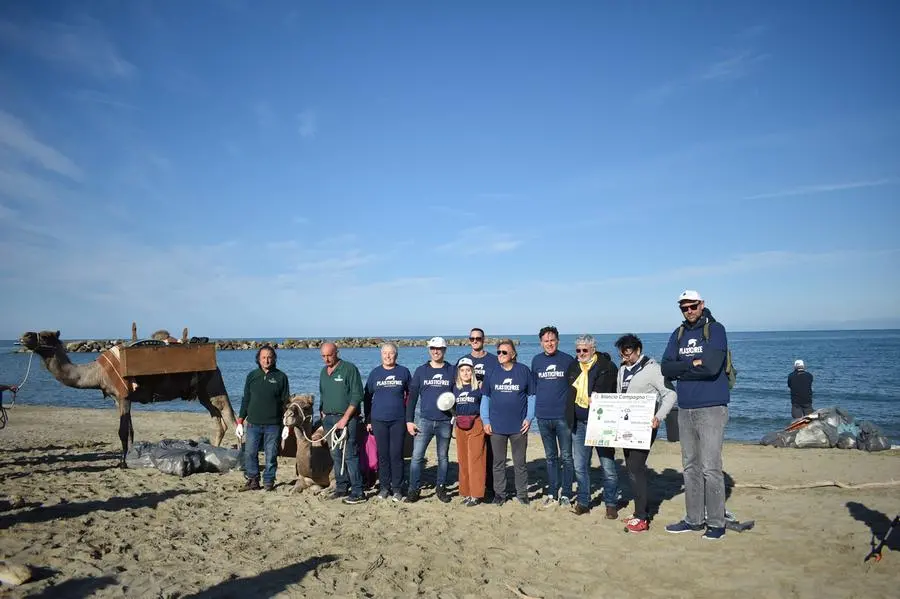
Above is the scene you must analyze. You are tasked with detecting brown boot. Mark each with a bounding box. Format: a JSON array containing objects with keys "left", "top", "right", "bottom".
[
  {"left": 573, "top": 503, "right": 590, "bottom": 515},
  {"left": 239, "top": 478, "right": 260, "bottom": 492},
  {"left": 605, "top": 505, "right": 619, "bottom": 520}
]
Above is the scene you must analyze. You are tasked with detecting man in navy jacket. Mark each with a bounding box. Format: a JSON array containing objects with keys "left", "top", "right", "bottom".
[{"left": 661, "top": 290, "right": 730, "bottom": 541}]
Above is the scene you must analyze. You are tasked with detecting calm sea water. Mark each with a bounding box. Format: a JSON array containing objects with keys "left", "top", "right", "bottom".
[{"left": 1, "top": 330, "right": 898, "bottom": 444}]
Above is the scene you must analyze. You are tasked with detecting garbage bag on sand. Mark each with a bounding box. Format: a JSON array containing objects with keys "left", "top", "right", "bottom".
[
  {"left": 759, "top": 406, "right": 891, "bottom": 452},
  {"left": 125, "top": 439, "right": 242, "bottom": 476}
]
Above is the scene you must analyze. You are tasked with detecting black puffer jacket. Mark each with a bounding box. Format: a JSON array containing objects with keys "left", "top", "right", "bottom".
[{"left": 564, "top": 351, "right": 618, "bottom": 429}]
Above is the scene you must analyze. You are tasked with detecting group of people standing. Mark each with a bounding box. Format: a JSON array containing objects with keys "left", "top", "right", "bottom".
[{"left": 237, "top": 289, "right": 735, "bottom": 540}]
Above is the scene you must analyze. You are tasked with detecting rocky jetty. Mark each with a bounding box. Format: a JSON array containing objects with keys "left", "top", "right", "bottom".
[{"left": 15, "top": 337, "right": 515, "bottom": 353}]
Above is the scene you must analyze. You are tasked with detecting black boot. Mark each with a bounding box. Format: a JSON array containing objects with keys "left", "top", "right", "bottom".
[{"left": 436, "top": 485, "right": 451, "bottom": 504}]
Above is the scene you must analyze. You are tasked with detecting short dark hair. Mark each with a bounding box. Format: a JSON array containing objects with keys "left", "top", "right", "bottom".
[
  {"left": 614, "top": 334, "right": 642, "bottom": 354},
  {"left": 470, "top": 327, "right": 485, "bottom": 337},
  {"left": 538, "top": 326, "right": 559, "bottom": 340}
]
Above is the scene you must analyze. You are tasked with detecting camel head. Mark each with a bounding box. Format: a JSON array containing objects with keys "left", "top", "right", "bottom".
[
  {"left": 20, "top": 330, "right": 62, "bottom": 356},
  {"left": 283, "top": 394, "right": 315, "bottom": 429}
]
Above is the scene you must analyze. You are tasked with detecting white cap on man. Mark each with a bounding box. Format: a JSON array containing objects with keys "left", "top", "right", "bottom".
[
  {"left": 794, "top": 359, "right": 805, "bottom": 370},
  {"left": 427, "top": 336, "right": 447, "bottom": 348},
  {"left": 678, "top": 289, "right": 703, "bottom": 303}
]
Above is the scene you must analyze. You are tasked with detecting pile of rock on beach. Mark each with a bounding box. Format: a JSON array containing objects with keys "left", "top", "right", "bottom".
[{"left": 15, "top": 337, "right": 513, "bottom": 353}]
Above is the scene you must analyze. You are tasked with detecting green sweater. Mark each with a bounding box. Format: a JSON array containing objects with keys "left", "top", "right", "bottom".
[
  {"left": 239, "top": 367, "right": 290, "bottom": 425},
  {"left": 319, "top": 360, "right": 364, "bottom": 415}
]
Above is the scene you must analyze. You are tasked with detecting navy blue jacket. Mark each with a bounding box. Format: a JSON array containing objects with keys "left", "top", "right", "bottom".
[{"left": 661, "top": 308, "right": 730, "bottom": 409}]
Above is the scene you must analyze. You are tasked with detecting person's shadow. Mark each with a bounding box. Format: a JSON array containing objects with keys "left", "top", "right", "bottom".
[
  {"left": 846, "top": 501, "right": 899, "bottom": 557},
  {"left": 182, "top": 555, "right": 338, "bottom": 598}
]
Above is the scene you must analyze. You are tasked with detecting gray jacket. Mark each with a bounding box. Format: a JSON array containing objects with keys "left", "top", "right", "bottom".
[{"left": 616, "top": 357, "right": 678, "bottom": 422}]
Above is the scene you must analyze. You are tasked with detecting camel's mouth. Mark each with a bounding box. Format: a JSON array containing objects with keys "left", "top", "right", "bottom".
[
  {"left": 19, "top": 332, "right": 39, "bottom": 350},
  {"left": 19, "top": 330, "right": 60, "bottom": 352}
]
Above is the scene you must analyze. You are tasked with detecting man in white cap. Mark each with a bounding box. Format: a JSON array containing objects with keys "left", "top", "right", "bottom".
[
  {"left": 405, "top": 336, "right": 455, "bottom": 503},
  {"left": 661, "top": 290, "right": 730, "bottom": 541},
  {"left": 788, "top": 359, "right": 814, "bottom": 418}
]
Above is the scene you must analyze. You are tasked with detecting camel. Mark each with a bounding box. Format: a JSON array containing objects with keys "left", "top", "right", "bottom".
[
  {"left": 281, "top": 394, "right": 334, "bottom": 494},
  {"left": 19, "top": 330, "right": 237, "bottom": 468}
]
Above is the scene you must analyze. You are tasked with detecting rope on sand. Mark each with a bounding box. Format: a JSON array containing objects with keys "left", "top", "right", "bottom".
[
  {"left": 505, "top": 584, "right": 542, "bottom": 599},
  {"left": 734, "top": 480, "right": 900, "bottom": 491}
]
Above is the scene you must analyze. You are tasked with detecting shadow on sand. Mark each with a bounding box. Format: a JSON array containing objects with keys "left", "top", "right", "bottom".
[
  {"left": 182, "top": 555, "right": 339, "bottom": 598},
  {"left": 846, "top": 501, "right": 899, "bottom": 558}
]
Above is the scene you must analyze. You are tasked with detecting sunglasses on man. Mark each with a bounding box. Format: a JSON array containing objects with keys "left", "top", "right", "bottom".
[{"left": 680, "top": 302, "right": 701, "bottom": 313}]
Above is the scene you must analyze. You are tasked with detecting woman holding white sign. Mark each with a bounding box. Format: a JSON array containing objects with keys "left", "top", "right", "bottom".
[{"left": 615, "top": 334, "right": 677, "bottom": 533}]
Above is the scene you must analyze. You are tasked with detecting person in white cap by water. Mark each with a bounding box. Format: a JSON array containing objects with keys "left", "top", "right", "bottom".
[
  {"left": 661, "top": 289, "right": 731, "bottom": 541},
  {"left": 405, "top": 336, "right": 456, "bottom": 503},
  {"left": 788, "top": 359, "right": 814, "bottom": 419}
]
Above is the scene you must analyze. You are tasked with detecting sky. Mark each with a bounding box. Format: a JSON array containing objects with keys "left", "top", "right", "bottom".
[{"left": 1, "top": 0, "right": 899, "bottom": 339}]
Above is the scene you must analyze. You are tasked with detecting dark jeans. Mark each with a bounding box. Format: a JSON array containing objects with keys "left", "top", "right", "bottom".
[
  {"left": 323, "top": 414, "right": 362, "bottom": 497},
  {"left": 623, "top": 428, "right": 658, "bottom": 520},
  {"left": 372, "top": 418, "right": 405, "bottom": 493},
  {"left": 409, "top": 418, "right": 452, "bottom": 492},
  {"left": 244, "top": 423, "right": 280, "bottom": 485},
  {"left": 572, "top": 419, "right": 618, "bottom": 508},
  {"left": 490, "top": 432, "right": 528, "bottom": 500},
  {"left": 791, "top": 404, "right": 813, "bottom": 419},
  {"left": 537, "top": 417, "right": 574, "bottom": 500}
]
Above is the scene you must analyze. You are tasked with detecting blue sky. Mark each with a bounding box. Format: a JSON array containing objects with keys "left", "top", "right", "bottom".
[{"left": 1, "top": 1, "right": 898, "bottom": 339}]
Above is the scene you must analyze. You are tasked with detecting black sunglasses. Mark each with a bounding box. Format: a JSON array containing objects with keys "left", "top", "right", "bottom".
[
  {"left": 680, "top": 302, "right": 701, "bottom": 313},
  {"left": 468, "top": 336, "right": 483, "bottom": 341},
  {"left": 575, "top": 348, "right": 592, "bottom": 354},
  {"left": 497, "top": 350, "right": 510, "bottom": 355}
]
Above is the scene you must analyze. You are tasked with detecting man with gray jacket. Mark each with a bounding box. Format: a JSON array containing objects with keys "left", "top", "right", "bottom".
[{"left": 615, "top": 334, "right": 677, "bottom": 533}]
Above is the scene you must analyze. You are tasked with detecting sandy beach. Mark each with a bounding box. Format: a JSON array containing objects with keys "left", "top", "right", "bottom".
[{"left": 0, "top": 405, "right": 898, "bottom": 598}]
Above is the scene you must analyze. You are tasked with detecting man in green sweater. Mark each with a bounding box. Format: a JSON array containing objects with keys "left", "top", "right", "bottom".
[
  {"left": 319, "top": 342, "right": 366, "bottom": 504},
  {"left": 236, "top": 345, "right": 290, "bottom": 491}
]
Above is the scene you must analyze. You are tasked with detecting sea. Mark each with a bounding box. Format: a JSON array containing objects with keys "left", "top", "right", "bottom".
[{"left": 1, "top": 330, "right": 898, "bottom": 444}]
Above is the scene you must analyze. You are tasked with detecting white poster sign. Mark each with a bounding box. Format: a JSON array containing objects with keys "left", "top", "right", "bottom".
[{"left": 584, "top": 393, "right": 656, "bottom": 450}]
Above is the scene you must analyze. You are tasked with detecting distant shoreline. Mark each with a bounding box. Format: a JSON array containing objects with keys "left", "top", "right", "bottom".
[{"left": 13, "top": 336, "right": 517, "bottom": 353}]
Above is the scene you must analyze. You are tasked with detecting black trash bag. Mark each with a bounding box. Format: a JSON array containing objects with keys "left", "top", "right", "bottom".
[
  {"left": 150, "top": 447, "right": 205, "bottom": 477},
  {"left": 125, "top": 441, "right": 156, "bottom": 469},
  {"left": 836, "top": 432, "right": 857, "bottom": 450},
  {"left": 761, "top": 430, "right": 796, "bottom": 447},
  {"left": 196, "top": 443, "right": 241, "bottom": 473},
  {"left": 814, "top": 406, "right": 853, "bottom": 430},
  {"left": 857, "top": 420, "right": 892, "bottom": 452}
]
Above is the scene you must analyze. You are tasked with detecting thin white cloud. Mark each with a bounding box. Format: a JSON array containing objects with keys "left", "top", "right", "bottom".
[
  {"left": 0, "top": 110, "right": 83, "bottom": 180},
  {"left": 436, "top": 226, "right": 523, "bottom": 255},
  {"left": 297, "top": 109, "right": 317, "bottom": 139},
  {"left": 0, "top": 17, "right": 136, "bottom": 79},
  {"left": 68, "top": 89, "right": 138, "bottom": 110},
  {"left": 698, "top": 51, "right": 770, "bottom": 82},
  {"left": 743, "top": 179, "right": 894, "bottom": 200}
]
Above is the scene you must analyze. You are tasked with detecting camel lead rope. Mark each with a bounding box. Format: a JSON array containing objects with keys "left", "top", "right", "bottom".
[{"left": 0, "top": 351, "right": 34, "bottom": 430}]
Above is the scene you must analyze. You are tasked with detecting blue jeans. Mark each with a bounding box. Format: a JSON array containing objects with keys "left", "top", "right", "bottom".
[
  {"left": 537, "top": 418, "right": 574, "bottom": 500},
  {"left": 323, "top": 414, "right": 362, "bottom": 497},
  {"left": 244, "top": 423, "right": 280, "bottom": 485},
  {"left": 372, "top": 419, "right": 406, "bottom": 493},
  {"left": 572, "top": 419, "right": 618, "bottom": 508},
  {"left": 408, "top": 418, "right": 452, "bottom": 492}
]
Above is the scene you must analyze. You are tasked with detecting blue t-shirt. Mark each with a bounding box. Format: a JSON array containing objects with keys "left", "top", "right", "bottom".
[
  {"left": 453, "top": 383, "right": 483, "bottom": 416},
  {"left": 531, "top": 351, "right": 575, "bottom": 420},
  {"left": 407, "top": 362, "right": 455, "bottom": 422},
  {"left": 365, "top": 365, "right": 411, "bottom": 422},
  {"left": 483, "top": 362, "right": 534, "bottom": 435},
  {"left": 462, "top": 352, "right": 500, "bottom": 383}
]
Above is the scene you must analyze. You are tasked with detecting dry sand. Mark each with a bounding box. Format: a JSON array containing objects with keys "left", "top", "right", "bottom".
[{"left": 1, "top": 405, "right": 898, "bottom": 598}]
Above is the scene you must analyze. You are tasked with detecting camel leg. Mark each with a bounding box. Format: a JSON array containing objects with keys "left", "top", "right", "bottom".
[
  {"left": 211, "top": 395, "right": 236, "bottom": 446},
  {"left": 117, "top": 398, "right": 132, "bottom": 468}
]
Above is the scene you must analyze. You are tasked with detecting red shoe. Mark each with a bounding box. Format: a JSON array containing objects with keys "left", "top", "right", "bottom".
[{"left": 624, "top": 517, "right": 649, "bottom": 533}]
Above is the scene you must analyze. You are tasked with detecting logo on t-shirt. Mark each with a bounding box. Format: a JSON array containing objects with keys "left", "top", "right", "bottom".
[
  {"left": 333, "top": 376, "right": 344, "bottom": 382},
  {"left": 679, "top": 337, "right": 704, "bottom": 356},
  {"left": 456, "top": 391, "right": 476, "bottom": 405},
  {"left": 424, "top": 373, "right": 450, "bottom": 387},
  {"left": 494, "top": 377, "right": 521, "bottom": 392},
  {"left": 376, "top": 374, "right": 404, "bottom": 388},
  {"left": 538, "top": 364, "right": 565, "bottom": 379}
]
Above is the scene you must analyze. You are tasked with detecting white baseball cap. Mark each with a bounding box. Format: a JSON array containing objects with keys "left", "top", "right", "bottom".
[
  {"left": 794, "top": 359, "right": 805, "bottom": 369},
  {"left": 678, "top": 290, "right": 703, "bottom": 303},
  {"left": 427, "top": 336, "right": 447, "bottom": 348},
  {"left": 457, "top": 357, "right": 474, "bottom": 368}
]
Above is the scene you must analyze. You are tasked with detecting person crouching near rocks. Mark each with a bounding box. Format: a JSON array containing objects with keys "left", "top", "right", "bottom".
[
  {"left": 565, "top": 334, "right": 620, "bottom": 517},
  {"left": 481, "top": 339, "right": 535, "bottom": 505},
  {"left": 237, "top": 345, "right": 290, "bottom": 492},
  {"left": 405, "top": 336, "right": 455, "bottom": 503},
  {"left": 364, "top": 342, "right": 411, "bottom": 502},
  {"left": 614, "top": 334, "right": 677, "bottom": 533},
  {"left": 454, "top": 357, "right": 486, "bottom": 506}
]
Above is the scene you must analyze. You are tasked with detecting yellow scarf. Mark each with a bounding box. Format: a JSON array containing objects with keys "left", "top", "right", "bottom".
[{"left": 573, "top": 354, "right": 597, "bottom": 409}]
